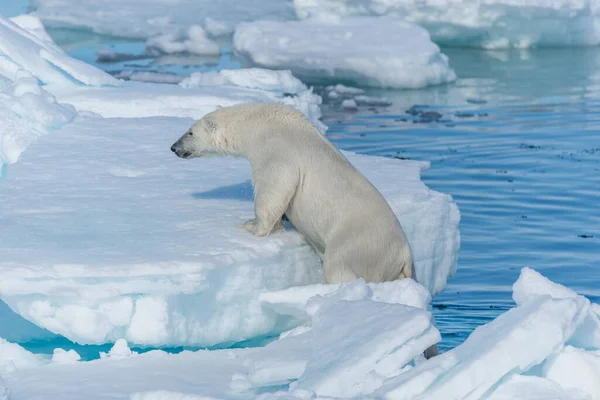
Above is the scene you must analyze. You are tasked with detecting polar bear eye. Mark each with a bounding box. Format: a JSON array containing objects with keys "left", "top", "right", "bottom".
[{"left": 188, "top": 131, "right": 193, "bottom": 136}]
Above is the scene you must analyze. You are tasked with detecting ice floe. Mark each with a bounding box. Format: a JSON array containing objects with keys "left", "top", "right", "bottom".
[
  {"left": 145, "top": 26, "right": 220, "bottom": 57},
  {"left": 234, "top": 16, "right": 456, "bottom": 89},
  {"left": 294, "top": 0, "right": 600, "bottom": 48},
  {"left": 3, "top": 269, "right": 600, "bottom": 400},
  {"left": 0, "top": 338, "right": 44, "bottom": 375},
  {"left": 0, "top": 114, "right": 459, "bottom": 347},
  {"left": 31, "top": 0, "right": 295, "bottom": 39}
]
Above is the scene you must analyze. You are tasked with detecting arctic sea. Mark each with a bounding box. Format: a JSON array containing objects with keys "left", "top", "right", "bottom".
[{"left": 3, "top": 14, "right": 600, "bottom": 355}]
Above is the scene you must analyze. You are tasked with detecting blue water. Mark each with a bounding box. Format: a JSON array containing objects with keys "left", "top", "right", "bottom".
[
  {"left": 322, "top": 47, "right": 600, "bottom": 349},
  {"left": 2, "top": 20, "right": 600, "bottom": 356}
]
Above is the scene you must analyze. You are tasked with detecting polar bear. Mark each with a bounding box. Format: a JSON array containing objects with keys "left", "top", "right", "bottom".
[
  {"left": 171, "top": 103, "right": 439, "bottom": 358},
  {"left": 171, "top": 102, "right": 415, "bottom": 283}
]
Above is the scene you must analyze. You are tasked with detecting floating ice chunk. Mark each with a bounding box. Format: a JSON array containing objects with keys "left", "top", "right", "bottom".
[
  {"left": 241, "top": 283, "right": 438, "bottom": 396},
  {"left": 354, "top": 95, "right": 392, "bottom": 107},
  {"left": 294, "top": 0, "right": 600, "bottom": 48},
  {"left": 112, "top": 70, "right": 184, "bottom": 85},
  {"left": 543, "top": 346, "right": 600, "bottom": 399},
  {"left": 146, "top": 26, "right": 220, "bottom": 56},
  {"left": 293, "top": 299, "right": 438, "bottom": 397},
  {"left": 180, "top": 69, "right": 307, "bottom": 95},
  {"left": 514, "top": 267, "right": 600, "bottom": 349},
  {"left": 10, "top": 15, "right": 54, "bottom": 43},
  {"left": 0, "top": 71, "right": 76, "bottom": 164},
  {"left": 234, "top": 17, "right": 456, "bottom": 89},
  {"left": 53, "top": 71, "right": 324, "bottom": 132},
  {"left": 100, "top": 339, "right": 137, "bottom": 360},
  {"left": 0, "top": 338, "right": 45, "bottom": 375},
  {"left": 0, "top": 15, "right": 119, "bottom": 87},
  {"left": 488, "top": 375, "right": 591, "bottom": 400},
  {"left": 0, "top": 115, "right": 458, "bottom": 346},
  {"left": 131, "top": 391, "right": 219, "bottom": 400},
  {"left": 341, "top": 99, "right": 358, "bottom": 110},
  {"left": 377, "top": 294, "right": 588, "bottom": 400},
  {"left": 32, "top": 0, "right": 295, "bottom": 39},
  {"left": 204, "top": 17, "right": 233, "bottom": 37},
  {"left": 325, "top": 84, "right": 364, "bottom": 95},
  {"left": 52, "top": 348, "right": 81, "bottom": 364},
  {"left": 260, "top": 278, "right": 432, "bottom": 325}
]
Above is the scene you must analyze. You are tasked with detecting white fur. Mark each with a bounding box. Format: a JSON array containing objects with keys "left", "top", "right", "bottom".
[{"left": 171, "top": 103, "right": 415, "bottom": 284}]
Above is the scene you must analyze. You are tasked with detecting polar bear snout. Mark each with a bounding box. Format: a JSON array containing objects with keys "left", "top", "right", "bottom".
[{"left": 170, "top": 133, "right": 195, "bottom": 159}]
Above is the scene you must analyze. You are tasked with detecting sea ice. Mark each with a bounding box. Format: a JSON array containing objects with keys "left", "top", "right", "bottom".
[
  {"left": 99, "top": 339, "right": 137, "bottom": 360},
  {"left": 31, "top": 0, "right": 295, "bottom": 39},
  {"left": 51, "top": 348, "right": 81, "bottom": 365},
  {"left": 0, "top": 115, "right": 459, "bottom": 347},
  {"left": 51, "top": 69, "right": 324, "bottom": 131},
  {"left": 376, "top": 293, "right": 589, "bottom": 399},
  {"left": 238, "top": 282, "right": 439, "bottom": 398},
  {"left": 234, "top": 16, "right": 456, "bottom": 89},
  {"left": 145, "top": 26, "right": 220, "bottom": 56},
  {"left": 0, "top": 378, "right": 7, "bottom": 400},
  {"left": 487, "top": 375, "right": 591, "bottom": 400},
  {"left": 0, "top": 15, "right": 119, "bottom": 87},
  {"left": 293, "top": 0, "right": 600, "bottom": 48},
  {"left": 543, "top": 346, "right": 600, "bottom": 399},
  {"left": 0, "top": 338, "right": 44, "bottom": 375},
  {"left": 0, "top": 14, "right": 117, "bottom": 166},
  {"left": 5, "top": 269, "right": 599, "bottom": 400}
]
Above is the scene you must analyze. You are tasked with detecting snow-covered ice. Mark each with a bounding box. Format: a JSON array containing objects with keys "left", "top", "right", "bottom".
[
  {"left": 234, "top": 16, "right": 456, "bottom": 89},
  {"left": 543, "top": 346, "right": 600, "bottom": 399},
  {"left": 294, "top": 0, "right": 600, "bottom": 48},
  {"left": 31, "top": 0, "right": 295, "bottom": 39},
  {"left": 50, "top": 68, "right": 325, "bottom": 133},
  {"left": 0, "top": 338, "right": 45, "bottom": 375},
  {"left": 487, "top": 375, "right": 591, "bottom": 400},
  {"left": 100, "top": 339, "right": 137, "bottom": 360},
  {"left": 51, "top": 348, "right": 81, "bottom": 365},
  {"left": 145, "top": 26, "right": 220, "bottom": 56},
  {"left": 0, "top": 14, "right": 115, "bottom": 165},
  {"left": 3, "top": 269, "right": 600, "bottom": 400},
  {"left": 0, "top": 114, "right": 459, "bottom": 347}
]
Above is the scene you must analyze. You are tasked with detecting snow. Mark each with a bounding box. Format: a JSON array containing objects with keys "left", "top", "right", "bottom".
[
  {"left": 100, "top": 339, "right": 137, "bottom": 360},
  {"left": 543, "top": 346, "right": 600, "bottom": 399},
  {"left": 376, "top": 295, "right": 588, "bottom": 400},
  {"left": 0, "top": 378, "right": 7, "bottom": 400},
  {"left": 0, "top": 338, "right": 44, "bottom": 375},
  {"left": 31, "top": 0, "right": 295, "bottom": 39},
  {"left": 3, "top": 269, "right": 600, "bottom": 400},
  {"left": 293, "top": 0, "right": 600, "bottom": 48},
  {"left": 233, "top": 17, "right": 456, "bottom": 89},
  {"left": 487, "top": 375, "right": 591, "bottom": 400},
  {"left": 52, "top": 349, "right": 81, "bottom": 365},
  {"left": 51, "top": 71, "right": 325, "bottom": 131},
  {"left": 145, "top": 26, "right": 220, "bottom": 56},
  {"left": 0, "top": 16, "right": 119, "bottom": 87},
  {"left": 341, "top": 99, "right": 358, "bottom": 110},
  {"left": 0, "top": 113, "right": 459, "bottom": 347}
]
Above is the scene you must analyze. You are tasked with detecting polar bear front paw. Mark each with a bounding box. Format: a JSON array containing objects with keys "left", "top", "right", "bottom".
[{"left": 240, "top": 218, "right": 283, "bottom": 236}]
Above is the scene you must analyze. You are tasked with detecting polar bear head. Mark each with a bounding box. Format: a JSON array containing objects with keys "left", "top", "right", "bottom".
[{"left": 170, "top": 113, "right": 221, "bottom": 159}]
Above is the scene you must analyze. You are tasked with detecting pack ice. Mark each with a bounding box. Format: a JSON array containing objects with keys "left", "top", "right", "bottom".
[
  {"left": 2, "top": 269, "right": 600, "bottom": 400},
  {"left": 294, "top": 0, "right": 600, "bottom": 48},
  {"left": 234, "top": 16, "right": 456, "bottom": 89}
]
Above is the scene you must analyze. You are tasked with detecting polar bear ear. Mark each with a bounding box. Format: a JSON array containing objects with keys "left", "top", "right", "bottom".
[
  {"left": 203, "top": 117, "right": 218, "bottom": 134},
  {"left": 216, "top": 105, "right": 223, "bottom": 109}
]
